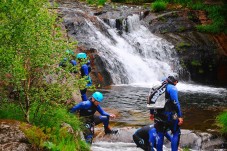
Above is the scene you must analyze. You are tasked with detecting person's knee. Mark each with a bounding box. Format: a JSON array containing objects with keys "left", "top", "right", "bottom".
[{"left": 100, "top": 115, "right": 109, "bottom": 121}]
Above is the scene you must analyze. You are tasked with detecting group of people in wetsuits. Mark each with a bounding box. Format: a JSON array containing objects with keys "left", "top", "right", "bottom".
[
  {"left": 59, "top": 50, "right": 92, "bottom": 101},
  {"left": 61, "top": 50, "right": 183, "bottom": 150},
  {"left": 133, "top": 75, "right": 183, "bottom": 151},
  {"left": 60, "top": 50, "right": 118, "bottom": 144}
]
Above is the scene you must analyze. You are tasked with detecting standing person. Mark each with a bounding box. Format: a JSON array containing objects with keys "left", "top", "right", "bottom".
[
  {"left": 76, "top": 52, "right": 92, "bottom": 101},
  {"left": 133, "top": 125, "right": 172, "bottom": 151},
  {"left": 150, "top": 75, "right": 183, "bottom": 151},
  {"left": 70, "top": 92, "right": 118, "bottom": 144}
]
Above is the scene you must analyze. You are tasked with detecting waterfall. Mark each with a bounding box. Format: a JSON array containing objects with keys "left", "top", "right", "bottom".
[{"left": 62, "top": 7, "right": 181, "bottom": 86}]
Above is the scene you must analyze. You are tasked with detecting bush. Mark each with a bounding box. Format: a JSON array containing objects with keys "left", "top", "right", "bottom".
[
  {"left": 151, "top": 1, "right": 168, "bottom": 12},
  {"left": 86, "top": 0, "right": 107, "bottom": 6},
  {"left": 17, "top": 103, "right": 90, "bottom": 150},
  {"left": 0, "top": 0, "right": 89, "bottom": 150},
  {"left": 216, "top": 111, "right": 227, "bottom": 134}
]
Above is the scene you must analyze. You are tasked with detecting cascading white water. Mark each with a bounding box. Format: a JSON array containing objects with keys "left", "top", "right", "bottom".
[
  {"left": 78, "top": 14, "right": 180, "bottom": 86},
  {"left": 63, "top": 8, "right": 179, "bottom": 85},
  {"left": 61, "top": 6, "right": 227, "bottom": 94}
]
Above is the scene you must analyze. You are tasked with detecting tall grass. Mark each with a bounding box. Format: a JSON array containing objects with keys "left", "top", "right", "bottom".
[
  {"left": 190, "top": 3, "right": 226, "bottom": 33},
  {"left": 159, "top": 0, "right": 227, "bottom": 34},
  {"left": 86, "top": 0, "right": 107, "bottom": 6},
  {"left": 216, "top": 111, "right": 227, "bottom": 134},
  {"left": 0, "top": 101, "right": 24, "bottom": 121},
  {"left": 151, "top": 1, "right": 168, "bottom": 12}
]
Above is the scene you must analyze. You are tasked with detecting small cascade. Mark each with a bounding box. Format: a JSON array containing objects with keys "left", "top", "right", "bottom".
[{"left": 62, "top": 6, "right": 182, "bottom": 85}]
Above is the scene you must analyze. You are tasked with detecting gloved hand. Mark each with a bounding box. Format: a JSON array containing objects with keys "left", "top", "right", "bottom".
[{"left": 150, "top": 114, "right": 154, "bottom": 121}]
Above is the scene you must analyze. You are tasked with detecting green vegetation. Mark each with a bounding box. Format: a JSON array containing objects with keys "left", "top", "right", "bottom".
[
  {"left": 176, "top": 42, "right": 191, "bottom": 51},
  {"left": 109, "top": 0, "right": 226, "bottom": 34},
  {"left": 191, "top": 60, "right": 201, "bottom": 66},
  {"left": 191, "top": 4, "right": 227, "bottom": 33},
  {"left": 158, "top": 0, "right": 227, "bottom": 34},
  {"left": 216, "top": 111, "right": 227, "bottom": 134},
  {"left": 151, "top": 1, "right": 168, "bottom": 12},
  {"left": 0, "top": 0, "right": 90, "bottom": 150},
  {"left": 182, "top": 147, "right": 190, "bottom": 151},
  {"left": 111, "top": 0, "right": 153, "bottom": 4},
  {"left": 86, "top": 0, "right": 107, "bottom": 6}
]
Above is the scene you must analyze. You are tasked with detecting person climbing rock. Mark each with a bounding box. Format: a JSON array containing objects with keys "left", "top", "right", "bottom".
[{"left": 70, "top": 91, "right": 118, "bottom": 144}]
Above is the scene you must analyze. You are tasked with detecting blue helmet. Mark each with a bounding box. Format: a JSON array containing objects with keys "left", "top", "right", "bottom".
[
  {"left": 76, "top": 53, "right": 87, "bottom": 59},
  {"left": 92, "top": 92, "right": 103, "bottom": 102}
]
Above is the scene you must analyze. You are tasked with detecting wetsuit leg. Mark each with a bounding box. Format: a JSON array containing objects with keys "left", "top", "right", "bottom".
[
  {"left": 156, "top": 131, "right": 164, "bottom": 151},
  {"left": 94, "top": 115, "right": 109, "bottom": 127},
  {"left": 171, "top": 128, "right": 181, "bottom": 151},
  {"left": 80, "top": 89, "right": 87, "bottom": 101},
  {"left": 149, "top": 128, "right": 157, "bottom": 151},
  {"left": 133, "top": 134, "right": 147, "bottom": 151},
  {"left": 83, "top": 122, "right": 94, "bottom": 144}
]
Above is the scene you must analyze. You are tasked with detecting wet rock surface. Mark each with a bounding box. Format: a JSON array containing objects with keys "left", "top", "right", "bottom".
[
  {"left": 93, "top": 127, "right": 225, "bottom": 150},
  {"left": 0, "top": 120, "right": 33, "bottom": 151},
  {"left": 1, "top": 120, "right": 225, "bottom": 150}
]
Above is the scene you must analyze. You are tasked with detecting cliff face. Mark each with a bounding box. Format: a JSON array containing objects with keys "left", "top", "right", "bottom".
[{"left": 144, "top": 8, "right": 227, "bottom": 85}]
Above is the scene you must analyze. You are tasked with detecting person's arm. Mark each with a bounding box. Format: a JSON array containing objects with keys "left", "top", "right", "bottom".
[
  {"left": 150, "top": 109, "right": 154, "bottom": 120},
  {"left": 168, "top": 85, "right": 182, "bottom": 118},
  {"left": 168, "top": 85, "right": 183, "bottom": 125},
  {"left": 70, "top": 101, "right": 90, "bottom": 113},
  {"left": 81, "top": 64, "right": 89, "bottom": 76},
  {"left": 70, "top": 60, "right": 77, "bottom": 66},
  {"left": 96, "top": 105, "right": 110, "bottom": 116}
]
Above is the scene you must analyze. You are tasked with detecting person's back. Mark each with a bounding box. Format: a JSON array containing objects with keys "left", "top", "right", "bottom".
[
  {"left": 76, "top": 52, "right": 92, "bottom": 101},
  {"left": 150, "top": 75, "right": 183, "bottom": 151},
  {"left": 133, "top": 125, "right": 153, "bottom": 151}
]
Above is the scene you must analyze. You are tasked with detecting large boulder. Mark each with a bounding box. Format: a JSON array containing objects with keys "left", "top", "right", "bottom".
[{"left": 0, "top": 120, "right": 33, "bottom": 151}]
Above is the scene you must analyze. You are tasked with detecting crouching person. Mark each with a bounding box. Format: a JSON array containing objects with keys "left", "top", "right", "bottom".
[
  {"left": 133, "top": 125, "right": 172, "bottom": 151},
  {"left": 70, "top": 91, "right": 118, "bottom": 144}
]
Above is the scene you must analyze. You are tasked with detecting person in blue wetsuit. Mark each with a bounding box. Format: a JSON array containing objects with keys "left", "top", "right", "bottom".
[
  {"left": 76, "top": 52, "right": 92, "bottom": 101},
  {"left": 59, "top": 49, "right": 77, "bottom": 73},
  {"left": 150, "top": 74, "right": 183, "bottom": 151},
  {"left": 70, "top": 92, "right": 118, "bottom": 144},
  {"left": 133, "top": 125, "right": 172, "bottom": 151}
]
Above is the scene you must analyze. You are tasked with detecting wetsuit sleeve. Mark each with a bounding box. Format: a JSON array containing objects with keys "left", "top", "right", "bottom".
[
  {"left": 70, "top": 101, "right": 90, "bottom": 113},
  {"left": 81, "top": 64, "right": 89, "bottom": 76},
  {"left": 167, "top": 85, "right": 183, "bottom": 117},
  {"left": 96, "top": 105, "right": 110, "bottom": 116},
  {"left": 70, "top": 60, "right": 77, "bottom": 66}
]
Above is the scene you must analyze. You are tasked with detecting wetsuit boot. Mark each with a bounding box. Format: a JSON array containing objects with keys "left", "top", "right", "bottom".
[{"left": 104, "top": 126, "right": 118, "bottom": 134}]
